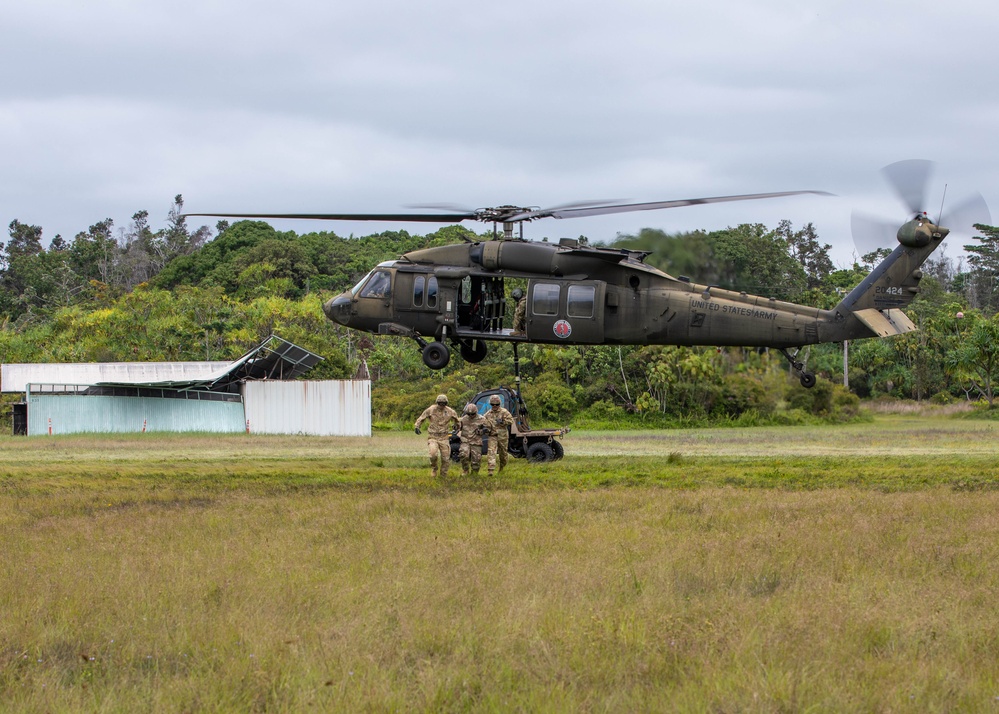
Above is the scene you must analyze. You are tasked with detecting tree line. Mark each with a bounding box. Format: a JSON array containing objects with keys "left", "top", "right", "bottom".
[{"left": 2, "top": 197, "right": 999, "bottom": 427}]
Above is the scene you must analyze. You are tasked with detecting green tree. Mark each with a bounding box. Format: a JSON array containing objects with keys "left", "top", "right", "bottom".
[
  {"left": 154, "top": 220, "right": 280, "bottom": 290},
  {"left": 120, "top": 210, "right": 158, "bottom": 287},
  {"left": 947, "top": 312, "right": 999, "bottom": 407},
  {"left": 154, "top": 195, "right": 212, "bottom": 269},
  {"left": 2, "top": 220, "right": 58, "bottom": 318},
  {"left": 776, "top": 220, "right": 833, "bottom": 290},
  {"left": 613, "top": 222, "right": 814, "bottom": 302},
  {"left": 963, "top": 223, "right": 999, "bottom": 314},
  {"left": 610, "top": 228, "right": 713, "bottom": 281},
  {"left": 710, "top": 223, "right": 808, "bottom": 300},
  {"left": 233, "top": 239, "right": 317, "bottom": 299},
  {"left": 70, "top": 218, "right": 120, "bottom": 287},
  {"left": 6, "top": 219, "right": 43, "bottom": 260}
]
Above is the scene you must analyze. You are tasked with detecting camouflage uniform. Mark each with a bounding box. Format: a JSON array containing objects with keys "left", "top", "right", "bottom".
[
  {"left": 414, "top": 397, "right": 459, "bottom": 478},
  {"left": 457, "top": 407, "right": 487, "bottom": 476},
  {"left": 483, "top": 400, "right": 515, "bottom": 475},
  {"left": 512, "top": 296, "right": 526, "bottom": 335}
]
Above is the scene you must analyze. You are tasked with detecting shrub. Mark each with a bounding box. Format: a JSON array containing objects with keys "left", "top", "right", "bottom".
[
  {"left": 719, "top": 374, "right": 777, "bottom": 417},
  {"left": 930, "top": 391, "right": 956, "bottom": 405},
  {"left": 578, "top": 399, "right": 621, "bottom": 423},
  {"left": 524, "top": 379, "right": 578, "bottom": 422},
  {"left": 786, "top": 377, "right": 834, "bottom": 416},
  {"left": 832, "top": 386, "right": 862, "bottom": 419}
]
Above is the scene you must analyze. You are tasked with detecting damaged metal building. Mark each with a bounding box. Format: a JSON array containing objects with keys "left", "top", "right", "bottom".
[{"left": 2, "top": 336, "right": 370, "bottom": 437}]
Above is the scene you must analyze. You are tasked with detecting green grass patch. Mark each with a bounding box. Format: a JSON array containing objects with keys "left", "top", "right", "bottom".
[{"left": 3, "top": 416, "right": 999, "bottom": 711}]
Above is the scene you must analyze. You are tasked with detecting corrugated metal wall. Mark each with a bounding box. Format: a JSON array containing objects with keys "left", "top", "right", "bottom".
[
  {"left": 27, "top": 394, "right": 246, "bottom": 435},
  {"left": 3, "top": 362, "right": 230, "bottom": 393},
  {"left": 242, "top": 380, "right": 371, "bottom": 436}
]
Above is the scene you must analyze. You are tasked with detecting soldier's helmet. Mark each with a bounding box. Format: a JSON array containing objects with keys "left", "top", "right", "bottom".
[
  {"left": 436, "top": 394, "right": 449, "bottom": 405},
  {"left": 489, "top": 395, "right": 501, "bottom": 406},
  {"left": 464, "top": 403, "right": 478, "bottom": 415},
  {"left": 512, "top": 288, "right": 524, "bottom": 300}
]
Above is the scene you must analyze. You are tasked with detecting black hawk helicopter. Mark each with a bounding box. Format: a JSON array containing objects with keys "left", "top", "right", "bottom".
[{"left": 188, "top": 162, "right": 987, "bottom": 388}]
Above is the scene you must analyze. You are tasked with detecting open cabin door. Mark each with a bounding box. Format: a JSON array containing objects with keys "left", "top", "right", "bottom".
[
  {"left": 525, "top": 279, "right": 605, "bottom": 344},
  {"left": 456, "top": 275, "right": 506, "bottom": 333}
]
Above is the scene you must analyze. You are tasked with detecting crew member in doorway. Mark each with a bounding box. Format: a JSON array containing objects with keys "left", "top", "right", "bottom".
[{"left": 511, "top": 287, "right": 526, "bottom": 336}]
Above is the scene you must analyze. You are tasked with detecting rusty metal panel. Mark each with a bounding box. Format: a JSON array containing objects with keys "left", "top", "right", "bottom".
[
  {"left": 26, "top": 392, "right": 245, "bottom": 435},
  {"left": 242, "top": 380, "right": 371, "bottom": 436}
]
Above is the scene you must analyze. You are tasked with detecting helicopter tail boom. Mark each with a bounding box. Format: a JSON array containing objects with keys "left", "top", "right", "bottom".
[{"left": 829, "top": 216, "right": 948, "bottom": 340}]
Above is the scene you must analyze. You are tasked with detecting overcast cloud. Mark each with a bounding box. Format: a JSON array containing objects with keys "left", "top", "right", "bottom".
[{"left": 2, "top": 0, "right": 996, "bottom": 267}]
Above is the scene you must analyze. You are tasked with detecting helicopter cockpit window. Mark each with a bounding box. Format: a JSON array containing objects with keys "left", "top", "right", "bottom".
[
  {"left": 350, "top": 272, "right": 372, "bottom": 296},
  {"left": 567, "top": 285, "right": 595, "bottom": 318},
  {"left": 359, "top": 270, "right": 391, "bottom": 298},
  {"left": 532, "top": 283, "right": 560, "bottom": 316},
  {"left": 427, "top": 276, "right": 438, "bottom": 308}
]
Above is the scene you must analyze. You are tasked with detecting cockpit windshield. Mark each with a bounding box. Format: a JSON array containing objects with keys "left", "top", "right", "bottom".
[
  {"left": 358, "top": 270, "right": 391, "bottom": 298},
  {"left": 350, "top": 272, "right": 372, "bottom": 296}
]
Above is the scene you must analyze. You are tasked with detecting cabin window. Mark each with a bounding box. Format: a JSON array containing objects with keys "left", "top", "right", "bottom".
[
  {"left": 359, "top": 270, "right": 391, "bottom": 298},
  {"left": 532, "top": 283, "right": 560, "bottom": 316},
  {"left": 413, "top": 276, "right": 425, "bottom": 306},
  {"left": 411, "top": 275, "right": 439, "bottom": 308},
  {"left": 567, "top": 285, "right": 595, "bottom": 318},
  {"left": 427, "top": 276, "right": 438, "bottom": 308}
]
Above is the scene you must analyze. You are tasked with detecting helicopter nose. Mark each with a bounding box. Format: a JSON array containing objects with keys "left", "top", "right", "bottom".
[{"left": 323, "top": 292, "right": 354, "bottom": 326}]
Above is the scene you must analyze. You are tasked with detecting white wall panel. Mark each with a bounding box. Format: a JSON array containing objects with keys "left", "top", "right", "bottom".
[{"left": 242, "top": 380, "right": 371, "bottom": 436}]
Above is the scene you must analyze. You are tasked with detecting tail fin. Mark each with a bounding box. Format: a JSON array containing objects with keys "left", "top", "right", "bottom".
[{"left": 833, "top": 216, "right": 949, "bottom": 338}]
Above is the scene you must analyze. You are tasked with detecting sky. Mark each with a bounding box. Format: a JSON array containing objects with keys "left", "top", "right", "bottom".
[{"left": 2, "top": 0, "right": 997, "bottom": 268}]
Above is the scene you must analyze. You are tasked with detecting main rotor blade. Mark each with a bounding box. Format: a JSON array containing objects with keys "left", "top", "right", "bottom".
[
  {"left": 508, "top": 190, "right": 831, "bottom": 221},
  {"left": 882, "top": 159, "right": 934, "bottom": 215},
  {"left": 184, "top": 211, "right": 474, "bottom": 223},
  {"left": 404, "top": 203, "right": 478, "bottom": 213},
  {"left": 536, "top": 198, "right": 630, "bottom": 212},
  {"left": 188, "top": 190, "right": 832, "bottom": 227}
]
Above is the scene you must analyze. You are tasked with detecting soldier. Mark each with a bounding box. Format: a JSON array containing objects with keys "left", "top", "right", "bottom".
[
  {"left": 483, "top": 394, "right": 515, "bottom": 475},
  {"left": 457, "top": 403, "right": 487, "bottom": 477},
  {"left": 511, "top": 287, "right": 526, "bottom": 336},
  {"left": 414, "top": 394, "right": 459, "bottom": 478}
]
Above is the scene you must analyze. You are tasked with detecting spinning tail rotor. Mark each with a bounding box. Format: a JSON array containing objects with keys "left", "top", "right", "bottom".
[{"left": 851, "top": 159, "right": 990, "bottom": 258}]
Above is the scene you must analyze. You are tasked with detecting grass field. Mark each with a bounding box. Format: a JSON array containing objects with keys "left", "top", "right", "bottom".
[{"left": 2, "top": 415, "right": 999, "bottom": 711}]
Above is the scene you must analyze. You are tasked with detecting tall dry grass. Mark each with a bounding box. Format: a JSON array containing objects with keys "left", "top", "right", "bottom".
[{"left": 2, "top": 420, "right": 999, "bottom": 710}]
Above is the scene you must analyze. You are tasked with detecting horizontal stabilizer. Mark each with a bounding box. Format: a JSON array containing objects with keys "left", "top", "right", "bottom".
[{"left": 853, "top": 308, "right": 917, "bottom": 337}]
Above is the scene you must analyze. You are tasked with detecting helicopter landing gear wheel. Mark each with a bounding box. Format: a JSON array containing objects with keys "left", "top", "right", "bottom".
[
  {"left": 459, "top": 339, "right": 488, "bottom": 364},
  {"left": 778, "top": 347, "right": 815, "bottom": 389},
  {"left": 422, "top": 341, "right": 451, "bottom": 370}
]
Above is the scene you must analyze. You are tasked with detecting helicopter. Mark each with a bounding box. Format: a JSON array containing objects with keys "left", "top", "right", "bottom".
[{"left": 188, "top": 163, "right": 985, "bottom": 388}]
